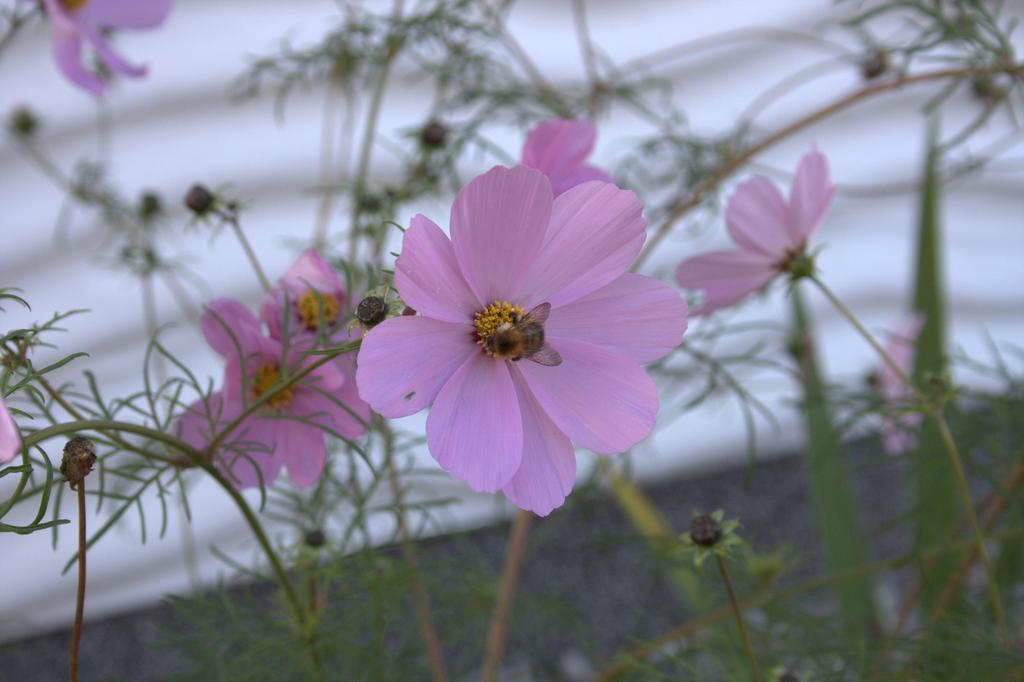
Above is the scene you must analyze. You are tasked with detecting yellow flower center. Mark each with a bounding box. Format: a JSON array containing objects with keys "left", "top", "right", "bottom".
[
  {"left": 59, "top": 0, "right": 89, "bottom": 10},
  {"left": 473, "top": 301, "right": 524, "bottom": 349},
  {"left": 297, "top": 289, "right": 340, "bottom": 330},
  {"left": 251, "top": 364, "right": 293, "bottom": 408}
]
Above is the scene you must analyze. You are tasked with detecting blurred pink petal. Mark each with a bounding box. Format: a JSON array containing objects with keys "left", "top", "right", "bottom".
[
  {"left": 517, "top": 339, "right": 658, "bottom": 454},
  {"left": 725, "top": 176, "right": 792, "bottom": 256},
  {"left": 501, "top": 369, "right": 575, "bottom": 516},
  {"left": 278, "top": 421, "right": 327, "bottom": 488},
  {"left": 201, "top": 299, "right": 265, "bottom": 359},
  {"left": 0, "top": 398, "right": 21, "bottom": 464},
  {"left": 450, "top": 165, "right": 551, "bottom": 303},
  {"left": 787, "top": 148, "right": 835, "bottom": 246},
  {"left": 356, "top": 316, "right": 475, "bottom": 418},
  {"left": 395, "top": 214, "right": 481, "bottom": 323},
  {"left": 879, "top": 314, "right": 925, "bottom": 455},
  {"left": 546, "top": 273, "right": 688, "bottom": 364},
  {"left": 426, "top": 353, "right": 522, "bottom": 492},
  {"left": 676, "top": 148, "right": 834, "bottom": 315},
  {"left": 40, "top": 0, "right": 169, "bottom": 95},
  {"left": 675, "top": 250, "right": 777, "bottom": 314},
  {"left": 521, "top": 119, "right": 612, "bottom": 195},
  {"left": 516, "top": 180, "right": 645, "bottom": 308}
]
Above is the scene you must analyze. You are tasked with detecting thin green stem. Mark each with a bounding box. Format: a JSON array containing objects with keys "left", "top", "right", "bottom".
[
  {"left": 224, "top": 213, "right": 272, "bottom": 293},
  {"left": 715, "top": 555, "right": 762, "bottom": 682},
  {"left": 313, "top": 82, "right": 341, "bottom": 251},
  {"left": 808, "top": 274, "right": 1008, "bottom": 645}
]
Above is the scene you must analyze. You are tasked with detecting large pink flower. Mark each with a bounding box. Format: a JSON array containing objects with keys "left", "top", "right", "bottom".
[
  {"left": 0, "top": 398, "right": 20, "bottom": 464},
  {"left": 521, "top": 119, "right": 613, "bottom": 196},
  {"left": 39, "top": 0, "right": 172, "bottom": 96},
  {"left": 676, "top": 148, "right": 835, "bottom": 315},
  {"left": 356, "top": 165, "right": 687, "bottom": 516},
  {"left": 178, "top": 299, "right": 363, "bottom": 489},
  {"left": 878, "top": 315, "right": 924, "bottom": 455}
]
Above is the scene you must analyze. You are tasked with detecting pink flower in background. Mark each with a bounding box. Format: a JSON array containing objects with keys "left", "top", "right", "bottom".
[
  {"left": 676, "top": 148, "right": 834, "bottom": 314},
  {"left": 521, "top": 119, "right": 613, "bottom": 196},
  {"left": 357, "top": 165, "right": 687, "bottom": 516},
  {"left": 1, "top": 398, "right": 20, "bottom": 464},
  {"left": 259, "top": 248, "right": 371, "bottom": 438},
  {"left": 39, "top": 0, "right": 172, "bottom": 96},
  {"left": 178, "top": 298, "right": 363, "bottom": 489},
  {"left": 878, "top": 315, "right": 925, "bottom": 454}
]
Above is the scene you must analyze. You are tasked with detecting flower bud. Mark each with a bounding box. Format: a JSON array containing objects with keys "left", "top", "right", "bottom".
[
  {"left": 139, "top": 191, "right": 163, "bottom": 222},
  {"left": 356, "top": 295, "right": 388, "bottom": 328},
  {"left": 8, "top": 106, "right": 39, "bottom": 138},
  {"left": 60, "top": 437, "right": 97, "bottom": 491},
  {"left": 420, "top": 120, "right": 447, "bottom": 149},
  {"left": 859, "top": 49, "right": 888, "bottom": 80},
  {"left": 689, "top": 513, "right": 722, "bottom": 548},
  {"left": 184, "top": 184, "right": 215, "bottom": 216},
  {"left": 304, "top": 529, "right": 326, "bottom": 548}
]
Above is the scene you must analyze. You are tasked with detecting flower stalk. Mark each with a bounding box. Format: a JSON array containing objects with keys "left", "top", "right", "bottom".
[{"left": 481, "top": 509, "right": 532, "bottom": 682}]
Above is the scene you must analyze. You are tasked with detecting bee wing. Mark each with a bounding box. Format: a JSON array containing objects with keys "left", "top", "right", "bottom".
[
  {"left": 528, "top": 343, "right": 562, "bottom": 367},
  {"left": 527, "top": 302, "right": 552, "bottom": 324}
]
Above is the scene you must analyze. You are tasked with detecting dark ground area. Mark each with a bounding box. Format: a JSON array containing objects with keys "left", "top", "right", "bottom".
[{"left": 1, "top": 448, "right": 917, "bottom": 682}]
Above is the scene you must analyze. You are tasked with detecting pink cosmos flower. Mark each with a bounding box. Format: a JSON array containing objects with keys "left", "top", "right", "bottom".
[
  {"left": 356, "top": 165, "right": 688, "bottom": 516},
  {"left": 178, "top": 299, "right": 364, "bottom": 489},
  {"left": 878, "top": 315, "right": 924, "bottom": 454},
  {"left": 259, "top": 248, "right": 370, "bottom": 437},
  {"left": 39, "top": 0, "right": 172, "bottom": 96},
  {"left": 1, "top": 398, "right": 20, "bottom": 464},
  {"left": 676, "top": 148, "right": 835, "bottom": 315},
  {"left": 521, "top": 119, "right": 613, "bottom": 196}
]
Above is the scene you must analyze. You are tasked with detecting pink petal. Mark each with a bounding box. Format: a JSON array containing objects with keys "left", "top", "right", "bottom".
[
  {"left": 221, "top": 418, "right": 282, "bottom": 490},
  {"left": 521, "top": 119, "right": 606, "bottom": 195},
  {"left": 355, "top": 316, "right": 475, "bottom": 418},
  {"left": 546, "top": 273, "right": 688, "bottom": 364},
  {"left": 426, "top": 353, "right": 522, "bottom": 492},
  {"left": 725, "top": 176, "right": 793, "bottom": 257},
  {"left": 200, "top": 299, "right": 265, "bottom": 359},
  {"left": 878, "top": 314, "right": 924, "bottom": 401},
  {"left": 881, "top": 413, "right": 922, "bottom": 455},
  {"left": 279, "top": 421, "right": 327, "bottom": 487},
  {"left": 45, "top": 3, "right": 105, "bottom": 96},
  {"left": 517, "top": 339, "right": 658, "bottom": 454},
  {"left": 292, "top": 366, "right": 370, "bottom": 442},
  {"left": 450, "top": 165, "right": 552, "bottom": 303},
  {"left": 787, "top": 148, "right": 835, "bottom": 245},
  {"left": 79, "top": 0, "right": 172, "bottom": 29},
  {"left": 74, "top": 16, "right": 147, "bottom": 78},
  {"left": 501, "top": 367, "right": 575, "bottom": 516},
  {"left": 516, "top": 181, "right": 646, "bottom": 308},
  {"left": 395, "top": 214, "right": 480, "bottom": 323},
  {"left": 176, "top": 393, "right": 223, "bottom": 453},
  {"left": 280, "top": 248, "right": 343, "bottom": 295},
  {"left": 675, "top": 249, "right": 778, "bottom": 315},
  {"left": 0, "top": 398, "right": 21, "bottom": 464}
]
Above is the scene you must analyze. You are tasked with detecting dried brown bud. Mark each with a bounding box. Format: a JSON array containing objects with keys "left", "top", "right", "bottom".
[
  {"left": 420, "top": 120, "right": 447, "bottom": 149},
  {"left": 8, "top": 106, "right": 39, "bottom": 138},
  {"left": 184, "top": 184, "right": 215, "bottom": 215},
  {"left": 304, "top": 529, "right": 326, "bottom": 548},
  {"left": 356, "top": 295, "right": 388, "bottom": 328},
  {"left": 859, "top": 50, "right": 888, "bottom": 80},
  {"left": 60, "top": 437, "right": 97, "bottom": 491},
  {"left": 689, "top": 514, "right": 722, "bottom": 548}
]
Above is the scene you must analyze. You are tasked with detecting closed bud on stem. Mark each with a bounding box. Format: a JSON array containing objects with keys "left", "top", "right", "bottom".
[
  {"left": 304, "top": 529, "right": 326, "bottom": 548},
  {"left": 60, "top": 437, "right": 97, "bottom": 491},
  {"left": 690, "top": 513, "right": 723, "bottom": 548},
  {"left": 184, "top": 184, "right": 216, "bottom": 216},
  {"left": 420, "top": 120, "right": 447, "bottom": 149},
  {"left": 859, "top": 49, "right": 889, "bottom": 80},
  {"left": 8, "top": 106, "right": 39, "bottom": 138},
  {"left": 356, "top": 295, "right": 388, "bottom": 328},
  {"left": 139, "top": 191, "right": 163, "bottom": 222}
]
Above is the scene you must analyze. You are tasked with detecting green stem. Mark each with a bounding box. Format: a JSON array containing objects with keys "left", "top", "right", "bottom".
[
  {"left": 481, "top": 510, "right": 531, "bottom": 682},
  {"left": 225, "top": 213, "right": 272, "bottom": 293},
  {"left": 808, "top": 274, "right": 1008, "bottom": 645},
  {"left": 715, "top": 555, "right": 762, "bottom": 682}
]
